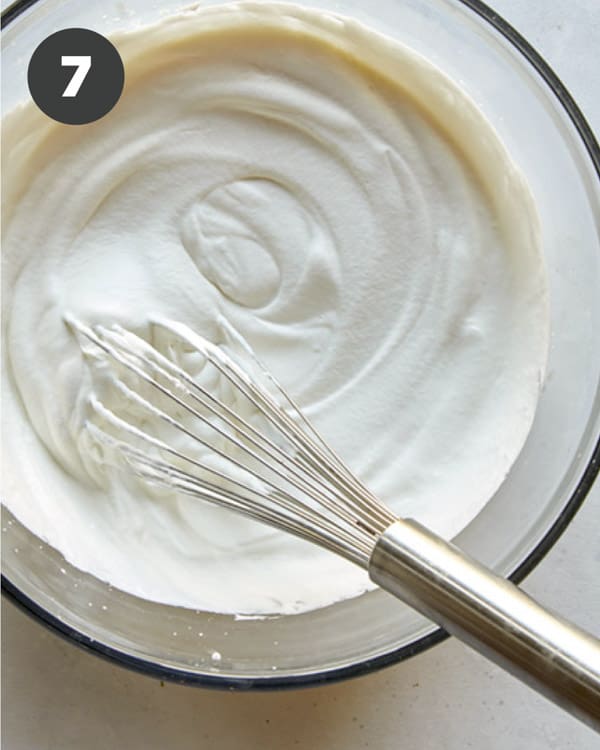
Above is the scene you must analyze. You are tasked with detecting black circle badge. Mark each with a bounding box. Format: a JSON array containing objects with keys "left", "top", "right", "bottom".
[{"left": 27, "top": 28, "right": 124, "bottom": 125}]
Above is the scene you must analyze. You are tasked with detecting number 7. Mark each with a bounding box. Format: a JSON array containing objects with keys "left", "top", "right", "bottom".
[{"left": 61, "top": 55, "right": 92, "bottom": 97}]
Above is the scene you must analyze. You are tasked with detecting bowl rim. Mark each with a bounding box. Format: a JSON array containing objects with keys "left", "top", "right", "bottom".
[{"left": 1, "top": 0, "right": 599, "bottom": 691}]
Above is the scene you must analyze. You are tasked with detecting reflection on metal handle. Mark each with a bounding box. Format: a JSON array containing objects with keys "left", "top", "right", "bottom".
[{"left": 369, "top": 520, "right": 600, "bottom": 732}]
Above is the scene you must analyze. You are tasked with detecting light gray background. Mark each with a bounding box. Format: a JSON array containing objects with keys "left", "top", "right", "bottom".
[{"left": 2, "top": 1, "right": 599, "bottom": 748}]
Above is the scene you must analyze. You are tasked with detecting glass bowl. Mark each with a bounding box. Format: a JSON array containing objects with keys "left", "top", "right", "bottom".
[{"left": 2, "top": 0, "right": 599, "bottom": 689}]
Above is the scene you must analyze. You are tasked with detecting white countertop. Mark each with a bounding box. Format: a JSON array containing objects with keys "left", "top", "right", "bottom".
[{"left": 2, "top": 1, "right": 599, "bottom": 748}]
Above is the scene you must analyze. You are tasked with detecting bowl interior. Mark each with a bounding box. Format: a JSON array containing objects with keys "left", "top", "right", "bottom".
[{"left": 2, "top": 0, "right": 600, "bottom": 686}]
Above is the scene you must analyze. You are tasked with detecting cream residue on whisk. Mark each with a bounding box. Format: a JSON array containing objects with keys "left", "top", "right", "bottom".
[{"left": 0, "top": 3, "right": 548, "bottom": 615}]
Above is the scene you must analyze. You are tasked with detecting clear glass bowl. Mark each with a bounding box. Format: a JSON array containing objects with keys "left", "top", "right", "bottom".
[{"left": 2, "top": 0, "right": 599, "bottom": 688}]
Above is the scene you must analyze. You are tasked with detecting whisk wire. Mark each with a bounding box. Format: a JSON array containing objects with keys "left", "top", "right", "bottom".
[{"left": 68, "top": 316, "right": 396, "bottom": 566}]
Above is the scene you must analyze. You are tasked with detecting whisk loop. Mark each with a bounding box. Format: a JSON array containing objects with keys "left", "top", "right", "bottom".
[{"left": 67, "top": 315, "right": 396, "bottom": 568}]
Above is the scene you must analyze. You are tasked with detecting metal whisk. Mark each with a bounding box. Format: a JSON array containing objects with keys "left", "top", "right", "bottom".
[{"left": 68, "top": 316, "right": 600, "bottom": 730}]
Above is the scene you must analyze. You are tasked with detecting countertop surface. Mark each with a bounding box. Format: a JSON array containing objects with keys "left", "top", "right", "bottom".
[{"left": 2, "top": 1, "right": 599, "bottom": 748}]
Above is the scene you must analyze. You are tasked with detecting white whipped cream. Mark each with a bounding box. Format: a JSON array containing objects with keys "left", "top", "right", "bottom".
[{"left": 1, "top": 3, "right": 548, "bottom": 615}]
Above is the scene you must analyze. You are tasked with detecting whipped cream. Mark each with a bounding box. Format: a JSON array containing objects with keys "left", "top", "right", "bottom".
[{"left": 1, "top": 3, "right": 548, "bottom": 615}]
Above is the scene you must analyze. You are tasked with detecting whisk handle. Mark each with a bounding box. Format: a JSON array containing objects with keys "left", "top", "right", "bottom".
[{"left": 369, "top": 520, "right": 600, "bottom": 731}]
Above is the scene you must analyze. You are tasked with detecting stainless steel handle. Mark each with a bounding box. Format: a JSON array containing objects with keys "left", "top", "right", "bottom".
[{"left": 369, "top": 520, "right": 600, "bottom": 732}]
